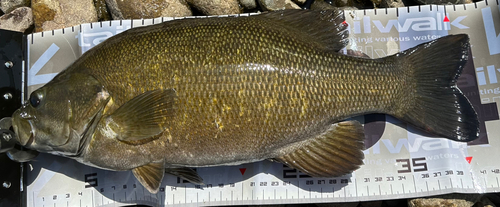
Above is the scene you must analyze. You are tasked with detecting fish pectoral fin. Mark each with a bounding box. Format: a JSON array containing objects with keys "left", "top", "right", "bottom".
[
  {"left": 107, "top": 89, "right": 176, "bottom": 142},
  {"left": 132, "top": 162, "right": 165, "bottom": 194},
  {"left": 275, "top": 120, "right": 365, "bottom": 177},
  {"left": 165, "top": 168, "right": 204, "bottom": 185}
]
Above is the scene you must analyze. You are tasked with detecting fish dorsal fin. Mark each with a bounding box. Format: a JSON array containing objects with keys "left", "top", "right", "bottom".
[
  {"left": 258, "top": 9, "right": 349, "bottom": 52},
  {"left": 275, "top": 121, "right": 365, "bottom": 177},
  {"left": 106, "top": 89, "right": 176, "bottom": 142},
  {"left": 165, "top": 168, "right": 204, "bottom": 185},
  {"left": 132, "top": 162, "right": 165, "bottom": 194}
]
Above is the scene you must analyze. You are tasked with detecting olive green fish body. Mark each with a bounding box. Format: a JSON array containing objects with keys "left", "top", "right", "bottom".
[{"left": 75, "top": 16, "right": 403, "bottom": 169}]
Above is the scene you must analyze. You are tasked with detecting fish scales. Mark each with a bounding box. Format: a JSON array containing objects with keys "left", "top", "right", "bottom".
[{"left": 74, "top": 16, "right": 404, "bottom": 168}]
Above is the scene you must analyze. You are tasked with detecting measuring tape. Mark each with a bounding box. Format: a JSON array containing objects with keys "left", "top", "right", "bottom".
[{"left": 26, "top": 149, "right": 499, "bottom": 207}]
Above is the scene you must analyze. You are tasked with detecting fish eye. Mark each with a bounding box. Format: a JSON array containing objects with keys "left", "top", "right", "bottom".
[{"left": 29, "top": 92, "right": 42, "bottom": 108}]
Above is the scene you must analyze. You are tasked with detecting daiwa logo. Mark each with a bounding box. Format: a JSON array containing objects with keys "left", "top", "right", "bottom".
[
  {"left": 352, "top": 14, "right": 468, "bottom": 34},
  {"left": 482, "top": 6, "right": 500, "bottom": 55},
  {"left": 476, "top": 65, "right": 500, "bottom": 86}
]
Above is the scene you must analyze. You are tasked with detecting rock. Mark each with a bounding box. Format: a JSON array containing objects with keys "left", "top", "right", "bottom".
[
  {"left": 312, "top": 0, "right": 365, "bottom": 10},
  {"left": 292, "top": 0, "right": 307, "bottom": 5},
  {"left": 0, "top": 0, "right": 30, "bottom": 14},
  {"left": 239, "top": 0, "right": 257, "bottom": 10},
  {"left": 186, "top": 0, "right": 240, "bottom": 15},
  {"left": 408, "top": 194, "right": 482, "bottom": 207},
  {"left": 93, "top": 0, "right": 111, "bottom": 21},
  {"left": 258, "top": 0, "right": 301, "bottom": 11},
  {"left": 409, "top": 198, "right": 474, "bottom": 207},
  {"left": 105, "top": 0, "right": 192, "bottom": 20},
  {"left": 380, "top": 0, "right": 404, "bottom": 8},
  {"left": 32, "top": 0, "right": 97, "bottom": 32},
  {"left": 0, "top": 7, "right": 33, "bottom": 32},
  {"left": 414, "top": 0, "right": 466, "bottom": 4},
  {"left": 476, "top": 195, "right": 497, "bottom": 207},
  {"left": 311, "top": 0, "right": 337, "bottom": 9}
]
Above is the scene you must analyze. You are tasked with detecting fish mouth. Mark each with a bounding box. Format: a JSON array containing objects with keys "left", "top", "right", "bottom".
[
  {"left": 12, "top": 110, "right": 36, "bottom": 147},
  {"left": 23, "top": 120, "right": 35, "bottom": 147}
]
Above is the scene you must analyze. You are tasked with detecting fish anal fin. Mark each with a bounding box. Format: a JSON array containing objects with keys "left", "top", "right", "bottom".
[
  {"left": 107, "top": 89, "right": 176, "bottom": 142},
  {"left": 275, "top": 120, "right": 365, "bottom": 177},
  {"left": 132, "top": 162, "right": 165, "bottom": 194}
]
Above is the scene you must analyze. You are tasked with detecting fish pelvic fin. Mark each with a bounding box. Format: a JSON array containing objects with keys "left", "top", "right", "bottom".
[
  {"left": 258, "top": 9, "right": 348, "bottom": 52},
  {"left": 132, "top": 162, "right": 165, "bottom": 194},
  {"left": 106, "top": 89, "right": 176, "bottom": 143},
  {"left": 392, "top": 34, "right": 479, "bottom": 142},
  {"left": 165, "top": 168, "right": 204, "bottom": 185},
  {"left": 274, "top": 121, "right": 365, "bottom": 177}
]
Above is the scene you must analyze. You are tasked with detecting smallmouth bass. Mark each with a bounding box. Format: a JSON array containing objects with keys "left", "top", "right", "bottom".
[{"left": 11, "top": 9, "right": 478, "bottom": 193}]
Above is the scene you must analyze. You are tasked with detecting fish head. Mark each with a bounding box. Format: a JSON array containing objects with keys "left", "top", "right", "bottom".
[{"left": 11, "top": 72, "right": 110, "bottom": 156}]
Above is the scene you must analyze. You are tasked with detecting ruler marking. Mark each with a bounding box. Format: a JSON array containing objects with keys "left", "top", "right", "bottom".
[
  {"left": 450, "top": 178, "right": 453, "bottom": 189},
  {"left": 390, "top": 184, "right": 393, "bottom": 194},
  {"left": 274, "top": 189, "right": 276, "bottom": 199},
  {"left": 355, "top": 179, "right": 358, "bottom": 197},
  {"left": 438, "top": 180, "right": 441, "bottom": 190},
  {"left": 412, "top": 174, "right": 417, "bottom": 193},
  {"left": 497, "top": 177, "right": 499, "bottom": 187},
  {"left": 402, "top": 183, "right": 405, "bottom": 194},
  {"left": 426, "top": 181, "right": 429, "bottom": 192},
  {"left": 92, "top": 191, "right": 94, "bottom": 207},
  {"left": 309, "top": 188, "right": 311, "bottom": 198},
  {"left": 197, "top": 192, "right": 198, "bottom": 204},
  {"left": 471, "top": 172, "right": 475, "bottom": 188},
  {"left": 379, "top": 185, "right": 381, "bottom": 195},
  {"left": 461, "top": 178, "right": 464, "bottom": 188},
  {"left": 221, "top": 191, "right": 223, "bottom": 202},
  {"left": 185, "top": 186, "right": 187, "bottom": 204},
  {"left": 232, "top": 190, "right": 234, "bottom": 202},
  {"left": 297, "top": 181, "right": 299, "bottom": 199}
]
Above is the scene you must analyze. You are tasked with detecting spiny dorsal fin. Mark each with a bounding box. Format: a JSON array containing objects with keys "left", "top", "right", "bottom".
[
  {"left": 257, "top": 9, "right": 349, "bottom": 52},
  {"left": 132, "top": 162, "right": 165, "bottom": 194},
  {"left": 275, "top": 120, "right": 365, "bottom": 177},
  {"left": 165, "top": 168, "right": 204, "bottom": 185},
  {"left": 106, "top": 89, "right": 176, "bottom": 142}
]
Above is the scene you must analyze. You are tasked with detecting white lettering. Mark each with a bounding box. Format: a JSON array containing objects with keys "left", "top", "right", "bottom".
[{"left": 482, "top": 7, "right": 500, "bottom": 55}]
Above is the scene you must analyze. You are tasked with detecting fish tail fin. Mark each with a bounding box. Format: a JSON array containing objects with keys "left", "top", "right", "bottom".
[{"left": 392, "top": 34, "right": 479, "bottom": 142}]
